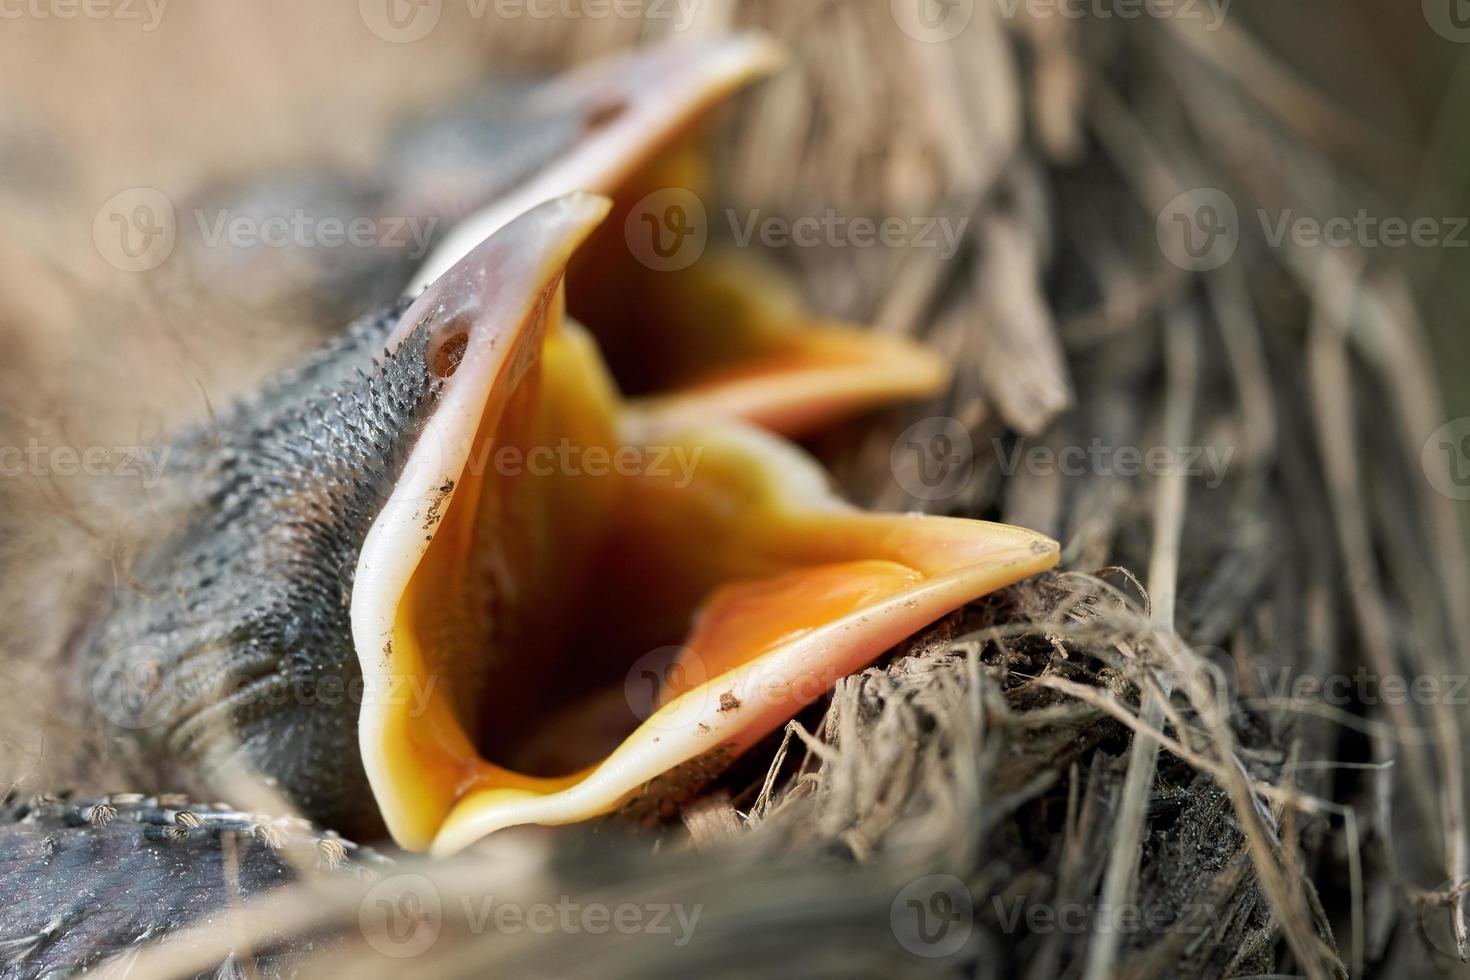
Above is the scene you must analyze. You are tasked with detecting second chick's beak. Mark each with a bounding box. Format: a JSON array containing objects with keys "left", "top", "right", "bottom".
[
  {"left": 407, "top": 33, "right": 949, "bottom": 437},
  {"left": 79, "top": 195, "right": 1058, "bottom": 851},
  {"left": 188, "top": 34, "right": 946, "bottom": 436}
]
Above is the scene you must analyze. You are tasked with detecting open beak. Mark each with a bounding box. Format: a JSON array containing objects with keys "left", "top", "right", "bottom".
[
  {"left": 354, "top": 194, "right": 1059, "bottom": 855},
  {"left": 408, "top": 33, "right": 948, "bottom": 439}
]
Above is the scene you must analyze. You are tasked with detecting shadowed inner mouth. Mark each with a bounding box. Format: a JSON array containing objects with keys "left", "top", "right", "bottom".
[
  {"left": 359, "top": 196, "right": 1055, "bottom": 853},
  {"left": 397, "top": 315, "right": 924, "bottom": 783},
  {"left": 561, "top": 145, "right": 942, "bottom": 420}
]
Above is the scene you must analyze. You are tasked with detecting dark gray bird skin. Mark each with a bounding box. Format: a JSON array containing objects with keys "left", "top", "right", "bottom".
[
  {"left": 179, "top": 80, "right": 586, "bottom": 326},
  {"left": 0, "top": 794, "right": 384, "bottom": 978},
  {"left": 75, "top": 302, "right": 443, "bottom": 842},
  {"left": 0, "top": 39, "right": 786, "bottom": 978},
  {"left": 0, "top": 68, "right": 570, "bottom": 980},
  {"left": 68, "top": 38, "right": 766, "bottom": 848}
]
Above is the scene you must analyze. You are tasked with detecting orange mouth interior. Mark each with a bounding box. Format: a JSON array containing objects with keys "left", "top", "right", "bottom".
[
  {"left": 564, "top": 145, "right": 948, "bottom": 433},
  {"left": 373, "top": 306, "right": 1052, "bottom": 852},
  {"left": 399, "top": 317, "right": 926, "bottom": 769}
]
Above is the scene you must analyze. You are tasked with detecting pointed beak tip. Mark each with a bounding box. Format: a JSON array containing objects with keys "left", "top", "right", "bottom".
[
  {"left": 629, "top": 31, "right": 784, "bottom": 102},
  {"left": 959, "top": 523, "right": 1060, "bottom": 580},
  {"left": 555, "top": 190, "right": 614, "bottom": 229},
  {"left": 728, "top": 30, "right": 787, "bottom": 74},
  {"left": 1016, "top": 529, "right": 1062, "bottom": 568},
  {"left": 514, "top": 191, "right": 612, "bottom": 264}
]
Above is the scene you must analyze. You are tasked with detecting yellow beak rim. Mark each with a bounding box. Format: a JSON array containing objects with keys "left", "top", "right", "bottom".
[{"left": 352, "top": 194, "right": 1059, "bottom": 855}]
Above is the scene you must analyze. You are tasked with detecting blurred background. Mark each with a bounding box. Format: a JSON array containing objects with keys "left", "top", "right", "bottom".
[{"left": 0, "top": 1, "right": 1465, "bottom": 432}]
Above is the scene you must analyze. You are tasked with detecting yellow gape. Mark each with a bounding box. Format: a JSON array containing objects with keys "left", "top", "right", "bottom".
[{"left": 353, "top": 195, "right": 1059, "bottom": 855}]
